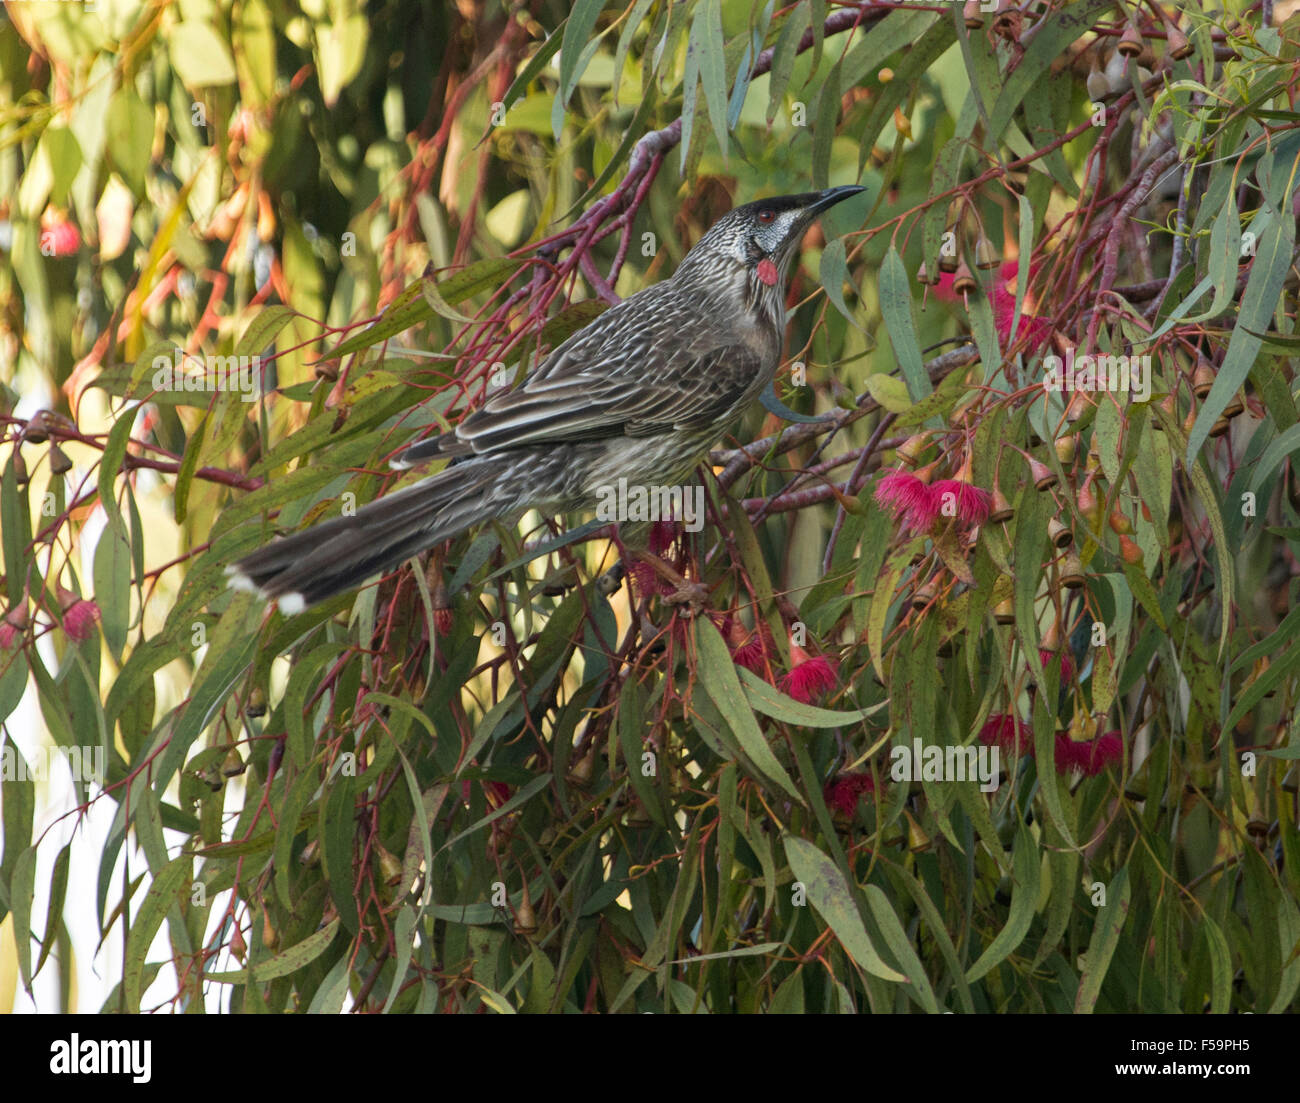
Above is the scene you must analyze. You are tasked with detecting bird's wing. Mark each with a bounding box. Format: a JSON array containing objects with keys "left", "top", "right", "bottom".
[
  {"left": 393, "top": 285, "right": 764, "bottom": 466},
  {"left": 450, "top": 339, "right": 765, "bottom": 453}
]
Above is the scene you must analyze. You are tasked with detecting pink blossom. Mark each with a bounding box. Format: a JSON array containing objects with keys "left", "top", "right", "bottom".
[
  {"left": 62, "top": 598, "right": 101, "bottom": 642},
  {"left": 41, "top": 219, "right": 80, "bottom": 257},
  {"left": 1055, "top": 731, "right": 1123, "bottom": 776},
  {"left": 930, "top": 479, "right": 991, "bottom": 526},
  {"left": 1076, "top": 732, "right": 1123, "bottom": 776},
  {"left": 875, "top": 468, "right": 940, "bottom": 532},
  {"left": 721, "top": 615, "right": 770, "bottom": 676},
  {"left": 648, "top": 519, "right": 679, "bottom": 557},
  {"left": 823, "top": 772, "right": 876, "bottom": 817},
  {"left": 780, "top": 648, "right": 838, "bottom": 703},
  {"left": 0, "top": 622, "right": 20, "bottom": 650},
  {"left": 934, "top": 260, "right": 1053, "bottom": 355},
  {"left": 978, "top": 714, "right": 1033, "bottom": 755},
  {"left": 1053, "top": 733, "right": 1080, "bottom": 773},
  {"left": 1039, "top": 648, "right": 1074, "bottom": 684}
]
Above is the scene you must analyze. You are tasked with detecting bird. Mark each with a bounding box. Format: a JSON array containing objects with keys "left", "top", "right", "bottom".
[{"left": 227, "top": 185, "right": 865, "bottom": 611}]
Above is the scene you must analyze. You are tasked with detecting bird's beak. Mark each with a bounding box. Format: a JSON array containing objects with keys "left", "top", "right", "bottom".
[{"left": 806, "top": 185, "right": 867, "bottom": 218}]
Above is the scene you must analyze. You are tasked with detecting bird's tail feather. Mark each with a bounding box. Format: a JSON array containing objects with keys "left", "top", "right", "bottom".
[{"left": 226, "top": 459, "right": 509, "bottom": 610}]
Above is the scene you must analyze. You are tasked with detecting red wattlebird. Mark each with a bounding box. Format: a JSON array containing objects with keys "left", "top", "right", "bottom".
[{"left": 228, "top": 186, "right": 865, "bottom": 611}]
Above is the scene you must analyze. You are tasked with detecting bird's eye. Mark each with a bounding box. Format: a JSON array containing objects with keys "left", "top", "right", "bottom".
[{"left": 757, "top": 209, "right": 775, "bottom": 223}]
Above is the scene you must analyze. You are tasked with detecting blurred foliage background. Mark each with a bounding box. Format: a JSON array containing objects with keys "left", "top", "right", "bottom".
[{"left": 2, "top": 0, "right": 1300, "bottom": 1013}]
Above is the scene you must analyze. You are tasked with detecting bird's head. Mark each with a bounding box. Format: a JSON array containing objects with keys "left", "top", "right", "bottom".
[{"left": 683, "top": 186, "right": 866, "bottom": 293}]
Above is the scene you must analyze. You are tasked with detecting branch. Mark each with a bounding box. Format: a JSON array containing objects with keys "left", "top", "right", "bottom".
[{"left": 712, "top": 343, "right": 980, "bottom": 488}]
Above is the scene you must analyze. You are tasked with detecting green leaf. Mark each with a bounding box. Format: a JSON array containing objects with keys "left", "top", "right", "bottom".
[
  {"left": 856, "top": 17, "right": 953, "bottom": 163},
  {"left": 818, "top": 237, "right": 858, "bottom": 326},
  {"left": 891, "top": 360, "right": 976, "bottom": 429},
  {"left": 767, "top": 2, "right": 810, "bottom": 124},
  {"left": 11, "top": 846, "right": 37, "bottom": 989},
  {"left": 863, "top": 885, "right": 939, "bottom": 1011},
  {"left": 236, "top": 305, "right": 297, "bottom": 360},
  {"left": 0, "top": 647, "right": 29, "bottom": 726},
  {"left": 692, "top": 619, "right": 801, "bottom": 801},
  {"left": 154, "top": 592, "right": 261, "bottom": 788},
  {"left": 862, "top": 372, "right": 912, "bottom": 413},
  {"left": 93, "top": 523, "right": 132, "bottom": 660},
  {"left": 985, "top": 0, "right": 1118, "bottom": 141},
  {"left": 321, "top": 257, "right": 523, "bottom": 360},
  {"left": 811, "top": 60, "right": 841, "bottom": 188},
  {"left": 106, "top": 87, "right": 153, "bottom": 196},
  {"left": 1200, "top": 914, "right": 1233, "bottom": 1015},
  {"left": 922, "top": 139, "right": 967, "bottom": 274},
  {"left": 209, "top": 919, "right": 342, "bottom": 985},
  {"left": 170, "top": 21, "right": 239, "bottom": 87},
  {"left": 123, "top": 855, "right": 191, "bottom": 1013},
  {"left": 36, "top": 843, "right": 71, "bottom": 976},
  {"left": 1155, "top": 401, "right": 1233, "bottom": 654},
  {"left": 421, "top": 273, "right": 474, "bottom": 323},
  {"left": 878, "top": 247, "right": 930, "bottom": 401},
  {"left": 98, "top": 408, "right": 135, "bottom": 537},
  {"left": 320, "top": 778, "right": 360, "bottom": 933},
  {"left": 1074, "top": 865, "right": 1130, "bottom": 1013},
  {"left": 783, "top": 836, "right": 905, "bottom": 981},
  {"left": 560, "top": 0, "right": 606, "bottom": 105},
  {"left": 1188, "top": 204, "right": 1293, "bottom": 461},
  {"left": 965, "top": 825, "right": 1040, "bottom": 982},
  {"left": 613, "top": 0, "right": 656, "bottom": 103},
  {"left": 697, "top": 0, "right": 728, "bottom": 159},
  {"left": 737, "top": 667, "right": 885, "bottom": 728}
]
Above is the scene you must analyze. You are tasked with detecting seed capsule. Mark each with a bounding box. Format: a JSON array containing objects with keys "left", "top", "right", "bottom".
[
  {"left": 988, "top": 488, "right": 1014, "bottom": 523},
  {"left": 1117, "top": 22, "right": 1143, "bottom": 58},
  {"left": 1192, "top": 360, "right": 1215, "bottom": 398},
  {"left": 1048, "top": 518, "right": 1074, "bottom": 548},
  {"left": 1166, "top": 24, "right": 1193, "bottom": 60}
]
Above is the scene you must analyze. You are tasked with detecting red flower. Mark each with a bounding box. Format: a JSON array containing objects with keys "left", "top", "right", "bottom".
[
  {"left": 934, "top": 260, "right": 1053, "bottom": 355},
  {"left": 460, "top": 778, "right": 514, "bottom": 807},
  {"left": 1055, "top": 731, "right": 1123, "bottom": 776},
  {"left": 62, "top": 598, "right": 100, "bottom": 642},
  {"left": 930, "top": 479, "right": 991, "bottom": 526},
  {"left": 780, "top": 645, "right": 838, "bottom": 703},
  {"left": 41, "top": 219, "right": 80, "bottom": 257},
  {"left": 1053, "top": 733, "right": 1079, "bottom": 773},
  {"left": 721, "top": 615, "right": 773, "bottom": 677},
  {"left": 1076, "top": 731, "right": 1123, "bottom": 776},
  {"left": 823, "top": 771, "right": 876, "bottom": 817},
  {"left": 1039, "top": 648, "right": 1074, "bottom": 684},
  {"left": 648, "top": 519, "right": 679, "bottom": 557},
  {"left": 875, "top": 468, "right": 940, "bottom": 532},
  {"left": 978, "top": 714, "right": 1033, "bottom": 754},
  {"left": 732, "top": 634, "right": 768, "bottom": 676}
]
